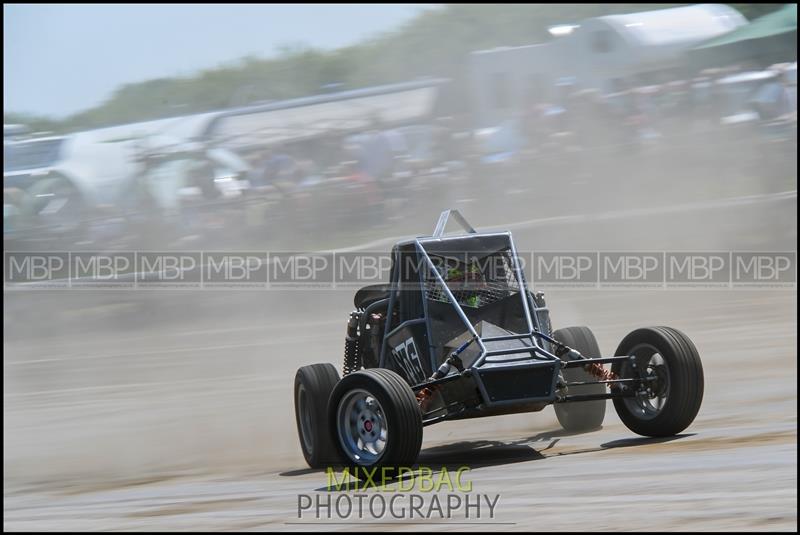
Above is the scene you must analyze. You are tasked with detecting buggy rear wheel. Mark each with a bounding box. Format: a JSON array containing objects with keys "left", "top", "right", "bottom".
[
  {"left": 553, "top": 326, "right": 606, "bottom": 432},
  {"left": 294, "top": 363, "right": 341, "bottom": 469},
  {"left": 612, "top": 327, "right": 704, "bottom": 437},
  {"left": 329, "top": 369, "right": 422, "bottom": 469}
]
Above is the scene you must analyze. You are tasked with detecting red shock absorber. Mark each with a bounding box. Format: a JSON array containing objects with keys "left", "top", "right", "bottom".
[
  {"left": 417, "top": 341, "right": 471, "bottom": 411},
  {"left": 416, "top": 385, "right": 439, "bottom": 410},
  {"left": 584, "top": 361, "right": 618, "bottom": 385}
]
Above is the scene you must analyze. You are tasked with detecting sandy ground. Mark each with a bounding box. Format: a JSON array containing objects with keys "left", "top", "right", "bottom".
[{"left": 3, "top": 187, "right": 797, "bottom": 530}]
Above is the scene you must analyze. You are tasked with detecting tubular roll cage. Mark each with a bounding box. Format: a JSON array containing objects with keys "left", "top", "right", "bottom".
[{"left": 376, "top": 210, "right": 648, "bottom": 415}]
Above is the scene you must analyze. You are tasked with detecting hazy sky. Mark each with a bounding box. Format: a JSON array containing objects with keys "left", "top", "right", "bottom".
[{"left": 4, "top": 4, "right": 434, "bottom": 118}]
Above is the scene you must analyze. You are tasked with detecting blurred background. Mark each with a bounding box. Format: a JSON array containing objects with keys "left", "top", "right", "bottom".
[
  {"left": 4, "top": 3, "right": 796, "bottom": 251},
  {"left": 3, "top": 3, "right": 797, "bottom": 530}
]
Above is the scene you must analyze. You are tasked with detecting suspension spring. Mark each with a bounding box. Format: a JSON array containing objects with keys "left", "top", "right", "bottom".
[
  {"left": 342, "top": 311, "right": 362, "bottom": 376},
  {"left": 584, "top": 361, "right": 618, "bottom": 385},
  {"left": 342, "top": 337, "right": 361, "bottom": 375},
  {"left": 416, "top": 385, "right": 440, "bottom": 410}
]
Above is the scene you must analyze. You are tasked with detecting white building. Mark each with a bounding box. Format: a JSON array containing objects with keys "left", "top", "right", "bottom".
[{"left": 469, "top": 4, "right": 747, "bottom": 127}]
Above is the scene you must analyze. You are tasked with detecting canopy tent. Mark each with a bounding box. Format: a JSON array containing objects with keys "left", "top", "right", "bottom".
[{"left": 687, "top": 4, "right": 797, "bottom": 71}]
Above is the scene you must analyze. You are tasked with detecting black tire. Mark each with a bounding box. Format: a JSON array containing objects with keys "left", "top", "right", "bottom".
[
  {"left": 552, "top": 326, "right": 606, "bottom": 432},
  {"left": 21, "top": 175, "right": 89, "bottom": 244},
  {"left": 612, "top": 326, "right": 704, "bottom": 437},
  {"left": 329, "top": 368, "right": 422, "bottom": 470},
  {"left": 294, "top": 363, "right": 341, "bottom": 469}
]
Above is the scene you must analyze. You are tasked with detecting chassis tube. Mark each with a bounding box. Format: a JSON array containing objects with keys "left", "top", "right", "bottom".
[
  {"left": 484, "top": 347, "right": 540, "bottom": 357},
  {"left": 561, "top": 355, "right": 635, "bottom": 367},
  {"left": 565, "top": 377, "right": 653, "bottom": 387},
  {"left": 415, "top": 243, "right": 484, "bottom": 345},
  {"left": 482, "top": 333, "right": 538, "bottom": 342},
  {"left": 507, "top": 234, "right": 536, "bottom": 335},
  {"left": 558, "top": 391, "right": 636, "bottom": 402}
]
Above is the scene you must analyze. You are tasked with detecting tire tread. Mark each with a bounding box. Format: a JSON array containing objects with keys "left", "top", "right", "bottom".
[{"left": 612, "top": 326, "right": 704, "bottom": 437}]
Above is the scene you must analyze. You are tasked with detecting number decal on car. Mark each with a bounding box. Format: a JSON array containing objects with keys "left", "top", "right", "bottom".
[{"left": 391, "top": 337, "right": 426, "bottom": 384}]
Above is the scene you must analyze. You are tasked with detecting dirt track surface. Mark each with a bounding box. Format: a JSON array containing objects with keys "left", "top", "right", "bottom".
[{"left": 3, "top": 196, "right": 798, "bottom": 531}]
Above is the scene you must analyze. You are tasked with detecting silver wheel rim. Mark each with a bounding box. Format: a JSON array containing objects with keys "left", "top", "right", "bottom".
[
  {"left": 622, "top": 343, "right": 671, "bottom": 421},
  {"left": 337, "top": 389, "right": 388, "bottom": 465},
  {"left": 297, "top": 384, "right": 313, "bottom": 454}
]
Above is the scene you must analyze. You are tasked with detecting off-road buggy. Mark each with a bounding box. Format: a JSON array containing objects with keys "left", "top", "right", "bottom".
[{"left": 294, "top": 210, "right": 704, "bottom": 469}]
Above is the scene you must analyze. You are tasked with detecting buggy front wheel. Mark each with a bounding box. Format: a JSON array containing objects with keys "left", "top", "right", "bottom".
[
  {"left": 612, "top": 327, "right": 704, "bottom": 437},
  {"left": 329, "top": 369, "right": 422, "bottom": 469}
]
